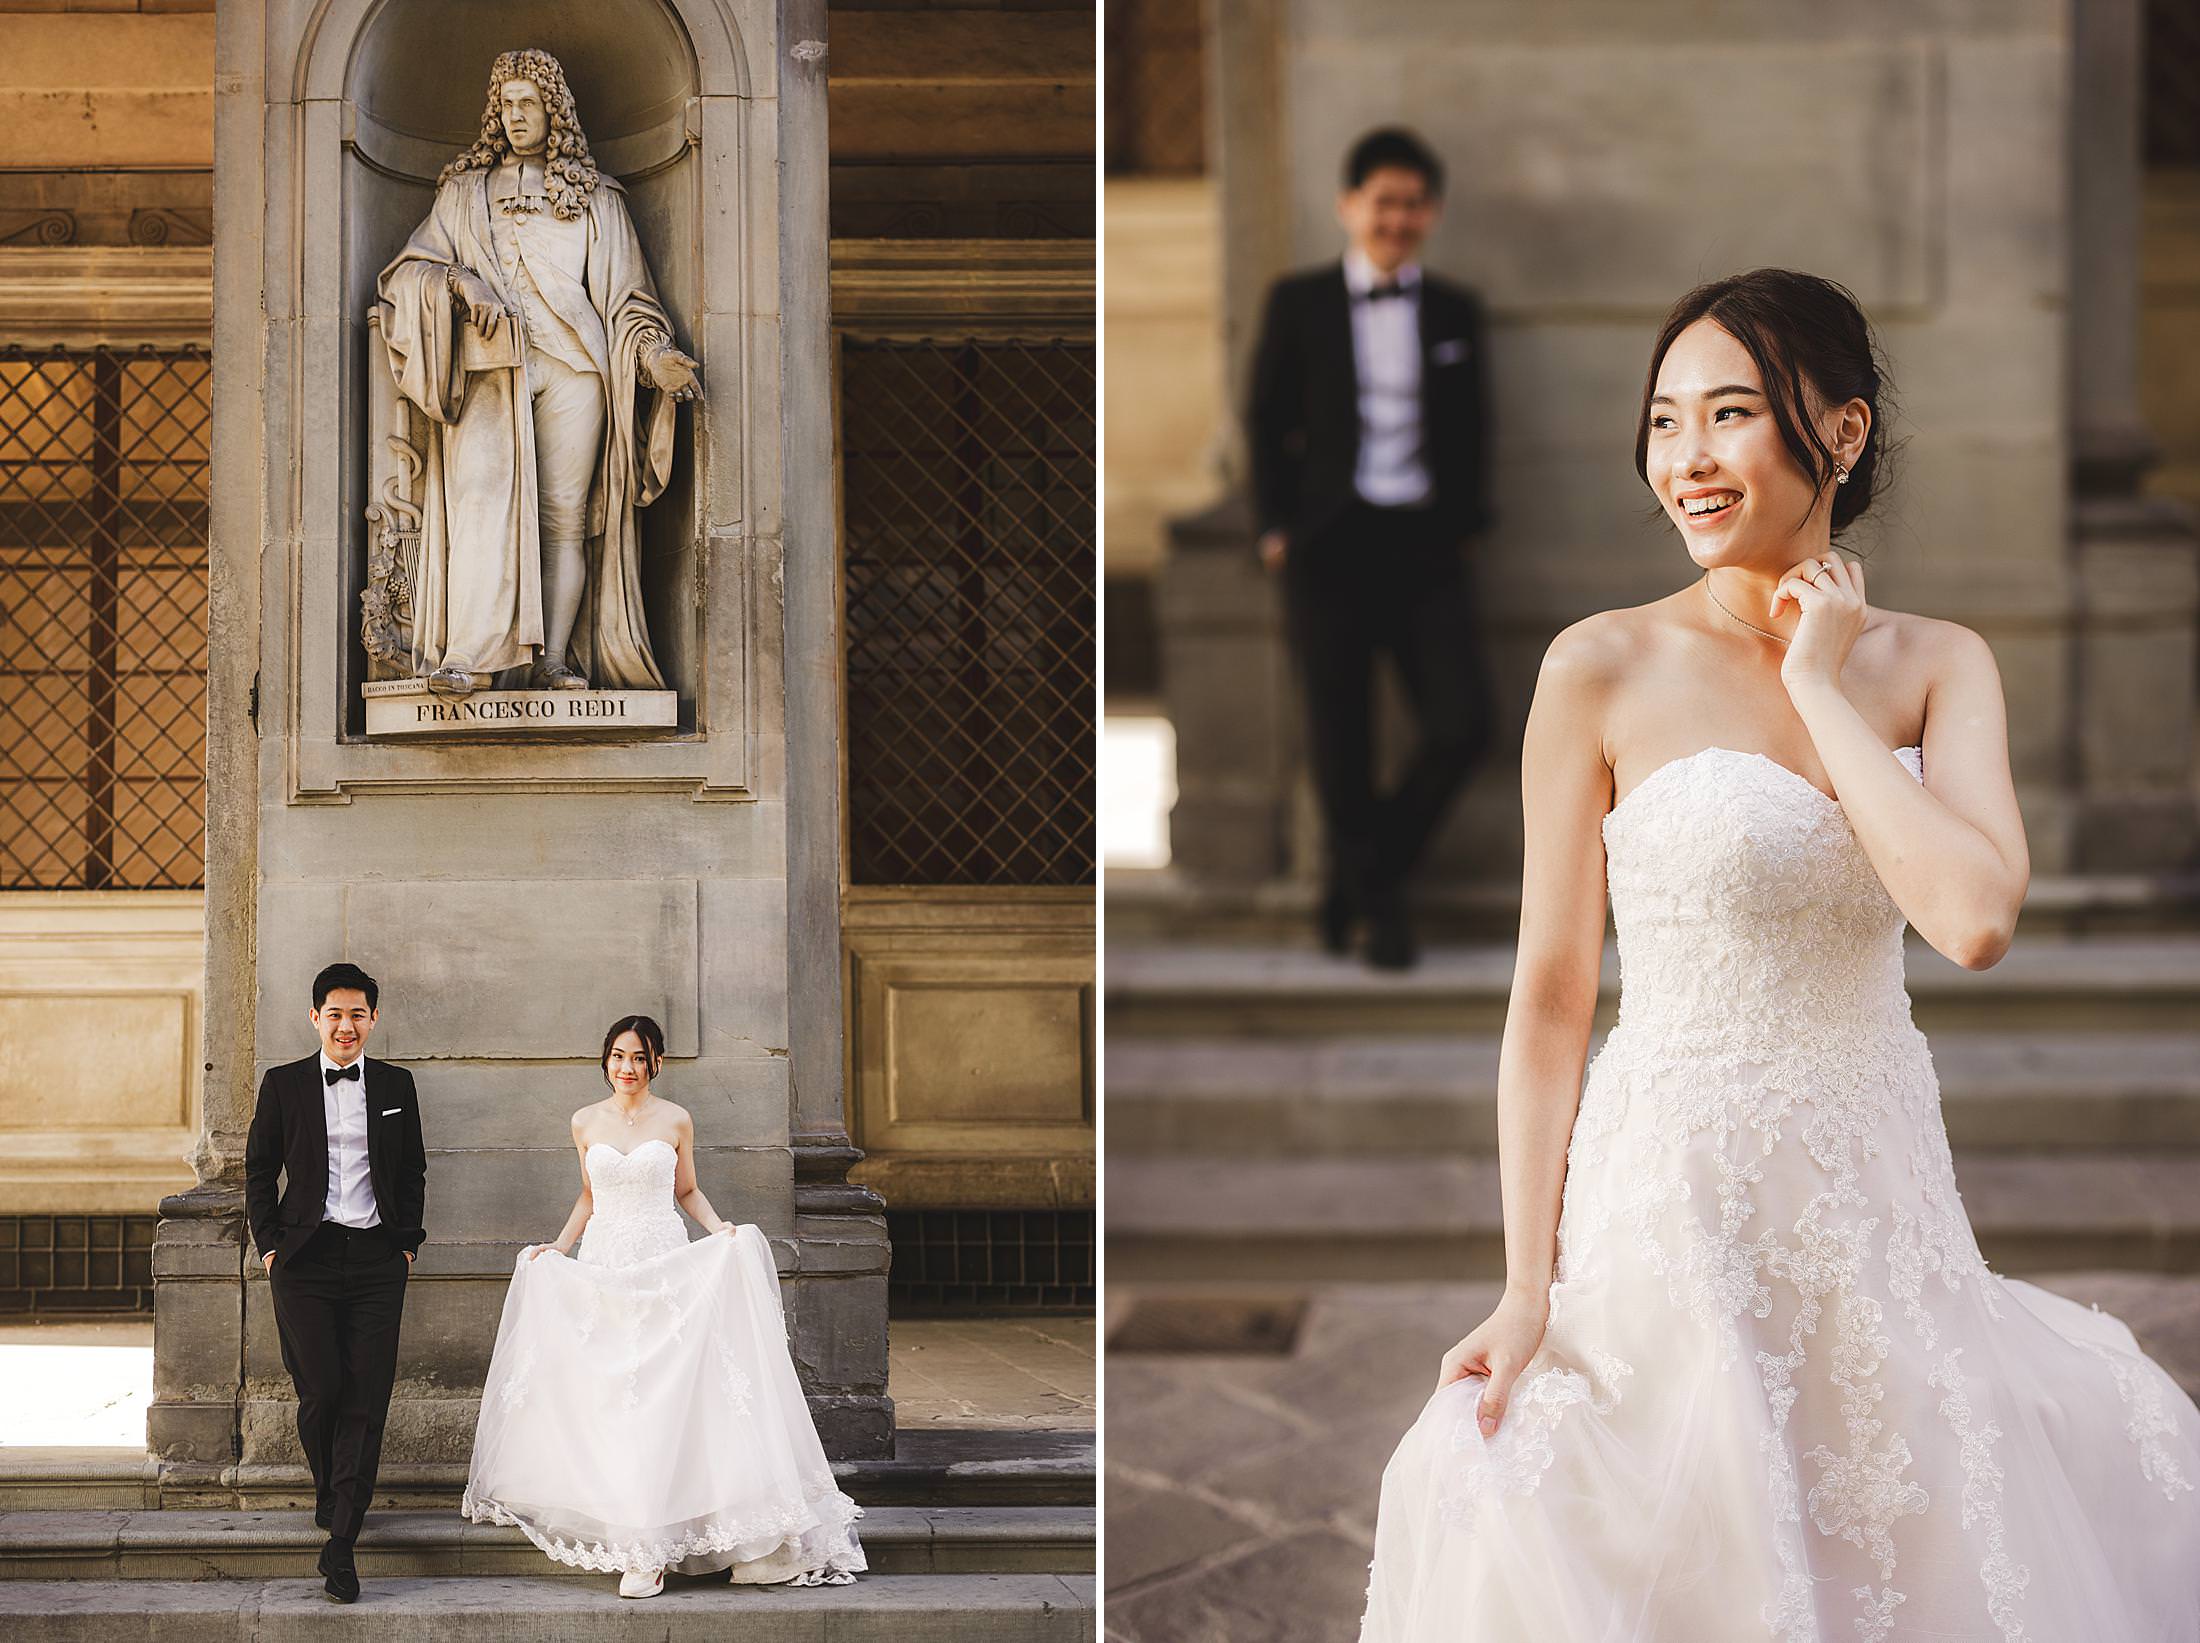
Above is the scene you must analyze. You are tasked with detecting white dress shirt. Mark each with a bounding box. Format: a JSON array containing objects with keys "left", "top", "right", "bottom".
[
  {"left": 319, "top": 1051, "right": 382, "bottom": 1228},
  {"left": 1343, "top": 247, "right": 1433, "bottom": 507}
]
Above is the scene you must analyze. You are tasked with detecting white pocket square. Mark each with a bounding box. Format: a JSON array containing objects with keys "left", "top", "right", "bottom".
[
  {"left": 1431, "top": 338, "right": 1473, "bottom": 365},
  {"left": 380, "top": 1107, "right": 402, "bottom": 1117}
]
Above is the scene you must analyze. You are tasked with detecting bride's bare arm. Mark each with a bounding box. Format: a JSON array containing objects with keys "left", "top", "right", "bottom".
[
  {"left": 1787, "top": 616, "right": 2029, "bottom": 971},
  {"left": 530, "top": 1118, "right": 595, "bottom": 1258},
  {"left": 669, "top": 1111, "right": 731, "bottom": 1234},
  {"left": 1438, "top": 618, "right": 1619, "bottom": 1432}
]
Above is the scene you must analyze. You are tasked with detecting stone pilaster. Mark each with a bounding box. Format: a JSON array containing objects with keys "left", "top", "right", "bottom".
[{"left": 2068, "top": 0, "right": 2200, "bottom": 870}]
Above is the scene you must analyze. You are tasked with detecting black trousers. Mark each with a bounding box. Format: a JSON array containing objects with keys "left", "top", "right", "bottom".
[
  {"left": 267, "top": 1220, "right": 409, "bottom": 1541},
  {"left": 1281, "top": 499, "right": 1497, "bottom": 900}
]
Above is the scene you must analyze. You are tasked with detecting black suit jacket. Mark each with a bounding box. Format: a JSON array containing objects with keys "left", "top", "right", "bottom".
[
  {"left": 1248, "top": 261, "right": 1496, "bottom": 549},
  {"left": 244, "top": 1054, "right": 427, "bottom": 1265}
]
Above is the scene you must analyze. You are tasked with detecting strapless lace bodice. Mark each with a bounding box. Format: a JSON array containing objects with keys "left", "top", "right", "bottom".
[
  {"left": 578, "top": 1139, "right": 689, "bottom": 1269},
  {"left": 1599, "top": 744, "right": 1925, "bottom": 1055}
]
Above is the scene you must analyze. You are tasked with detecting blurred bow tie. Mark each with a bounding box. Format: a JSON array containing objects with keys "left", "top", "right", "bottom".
[
  {"left": 1357, "top": 281, "right": 1411, "bottom": 302},
  {"left": 324, "top": 1064, "right": 361, "bottom": 1085}
]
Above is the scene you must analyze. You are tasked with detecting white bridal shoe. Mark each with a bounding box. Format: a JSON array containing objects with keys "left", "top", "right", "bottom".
[{"left": 617, "top": 1567, "right": 664, "bottom": 1599}]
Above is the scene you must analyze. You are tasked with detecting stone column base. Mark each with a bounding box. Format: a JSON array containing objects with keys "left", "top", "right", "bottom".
[
  {"left": 790, "top": 1159, "right": 895, "bottom": 1459},
  {"left": 2072, "top": 494, "right": 2200, "bottom": 870},
  {"left": 148, "top": 1182, "right": 244, "bottom": 1473}
]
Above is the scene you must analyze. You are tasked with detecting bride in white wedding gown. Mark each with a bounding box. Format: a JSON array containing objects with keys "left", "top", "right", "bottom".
[
  {"left": 462, "top": 1014, "right": 864, "bottom": 1598},
  {"left": 1359, "top": 271, "right": 2200, "bottom": 1642}
]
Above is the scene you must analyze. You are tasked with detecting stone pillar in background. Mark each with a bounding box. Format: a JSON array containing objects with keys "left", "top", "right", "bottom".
[
  {"left": 149, "top": 0, "right": 893, "bottom": 1494},
  {"left": 1161, "top": 0, "right": 2197, "bottom": 895},
  {"left": 1155, "top": 0, "right": 1298, "bottom": 889},
  {"left": 2069, "top": 0, "right": 2200, "bottom": 871}
]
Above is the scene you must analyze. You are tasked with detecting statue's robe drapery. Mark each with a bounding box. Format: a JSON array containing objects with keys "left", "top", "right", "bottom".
[{"left": 377, "top": 169, "right": 678, "bottom": 687}]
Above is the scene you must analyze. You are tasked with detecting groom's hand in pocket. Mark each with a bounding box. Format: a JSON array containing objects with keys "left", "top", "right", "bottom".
[{"left": 262, "top": 1252, "right": 275, "bottom": 1274}]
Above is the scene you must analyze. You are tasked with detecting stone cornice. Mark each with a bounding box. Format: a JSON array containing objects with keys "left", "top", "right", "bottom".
[
  {"left": 0, "top": 245, "right": 211, "bottom": 345},
  {"left": 830, "top": 237, "right": 1094, "bottom": 336}
]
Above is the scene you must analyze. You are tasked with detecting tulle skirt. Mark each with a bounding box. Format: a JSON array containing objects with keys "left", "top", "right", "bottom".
[
  {"left": 462, "top": 1224, "right": 866, "bottom": 1582},
  {"left": 1362, "top": 1278, "right": 2200, "bottom": 1641},
  {"left": 1360, "top": 1048, "right": 2200, "bottom": 1641}
]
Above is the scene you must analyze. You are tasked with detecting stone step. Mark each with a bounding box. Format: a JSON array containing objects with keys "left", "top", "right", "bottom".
[
  {"left": 1104, "top": 870, "right": 2200, "bottom": 946},
  {"left": 0, "top": 1572, "right": 1094, "bottom": 1639},
  {"left": 1104, "top": 936, "right": 2200, "bottom": 1038},
  {"left": 1104, "top": 1153, "right": 2200, "bottom": 1283},
  {"left": 0, "top": 1504, "right": 1092, "bottom": 1581},
  {"left": 1105, "top": 1030, "right": 2200, "bottom": 1155},
  {"left": 0, "top": 1430, "right": 1094, "bottom": 1512}
]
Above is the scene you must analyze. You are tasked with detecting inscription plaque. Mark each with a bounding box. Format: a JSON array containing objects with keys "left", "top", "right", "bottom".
[{"left": 361, "top": 679, "right": 678, "bottom": 738}]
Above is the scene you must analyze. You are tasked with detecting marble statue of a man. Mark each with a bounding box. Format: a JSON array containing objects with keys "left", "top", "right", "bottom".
[{"left": 377, "top": 47, "right": 699, "bottom": 699}]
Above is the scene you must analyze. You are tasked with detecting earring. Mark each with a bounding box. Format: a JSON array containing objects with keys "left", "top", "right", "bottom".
[{"left": 1833, "top": 460, "right": 1850, "bottom": 486}]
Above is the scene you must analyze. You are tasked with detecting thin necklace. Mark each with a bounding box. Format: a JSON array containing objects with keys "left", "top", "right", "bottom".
[
  {"left": 1703, "top": 576, "right": 1791, "bottom": 647},
  {"left": 618, "top": 1092, "right": 654, "bottom": 1127}
]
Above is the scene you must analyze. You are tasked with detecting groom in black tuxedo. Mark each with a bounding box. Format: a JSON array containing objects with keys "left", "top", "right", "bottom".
[
  {"left": 1249, "top": 127, "right": 1499, "bottom": 968},
  {"left": 244, "top": 961, "right": 426, "bottom": 1603}
]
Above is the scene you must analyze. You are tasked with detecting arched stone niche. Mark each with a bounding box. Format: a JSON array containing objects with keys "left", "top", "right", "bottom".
[{"left": 290, "top": 0, "right": 754, "bottom": 768}]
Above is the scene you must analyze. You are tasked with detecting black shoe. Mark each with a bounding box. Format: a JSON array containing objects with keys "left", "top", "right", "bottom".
[
  {"left": 314, "top": 1501, "right": 333, "bottom": 1532},
  {"left": 1365, "top": 895, "right": 1418, "bottom": 971},
  {"left": 318, "top": 1536, "right": 359, "bottom": 1604}
]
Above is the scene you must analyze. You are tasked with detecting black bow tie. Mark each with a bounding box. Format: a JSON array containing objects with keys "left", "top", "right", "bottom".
[
  {"left": 324, "top": 1063, "right": 361, "bottom": 1085},
  {"left": 1357, "top": 280, "right": 1411, "bottom": 302}
]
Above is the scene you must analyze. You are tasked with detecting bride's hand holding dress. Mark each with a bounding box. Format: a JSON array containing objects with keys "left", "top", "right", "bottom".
[{"left": 1435, "top": 1288, "right": 1548, "bottom": 1438}]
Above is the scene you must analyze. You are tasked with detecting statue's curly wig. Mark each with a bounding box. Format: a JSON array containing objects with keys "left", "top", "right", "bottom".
[{"left": 438, "top": 49, "right": 598, "bottom": 221}]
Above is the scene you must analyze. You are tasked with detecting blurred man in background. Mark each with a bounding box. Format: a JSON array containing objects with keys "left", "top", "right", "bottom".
[{"left": 1249, "top": 127, "right": 1498, "bottom": 969}]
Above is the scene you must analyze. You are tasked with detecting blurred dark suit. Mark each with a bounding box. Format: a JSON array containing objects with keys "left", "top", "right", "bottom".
[{"left": 1248, "top": 257, "right": 1499, "bottom": 952}]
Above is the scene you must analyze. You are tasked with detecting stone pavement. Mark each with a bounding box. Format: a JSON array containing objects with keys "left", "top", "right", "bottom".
[
  {"left": 890, "top": 1316, "right": 1095, "bottom": 1429},
  {"left": 1102, "top": 1277, "right": 2200, "bottom": 1643}
]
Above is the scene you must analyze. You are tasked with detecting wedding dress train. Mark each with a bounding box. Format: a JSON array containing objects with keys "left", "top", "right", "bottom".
[
  {"left": 1360, "top": 745, "right": 2200, "bottom": 1642},
  {"left": 462, "top": 1138, "right": 865, "bottom": 1583}
]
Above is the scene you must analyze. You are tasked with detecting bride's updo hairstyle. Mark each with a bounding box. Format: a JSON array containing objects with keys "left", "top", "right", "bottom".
[
  {"left": 1634, "top": 267, "right": 1894, "bottom": 538},
  {"left": 600, "top": 1014, "right": 665, "bottom": 1086}
]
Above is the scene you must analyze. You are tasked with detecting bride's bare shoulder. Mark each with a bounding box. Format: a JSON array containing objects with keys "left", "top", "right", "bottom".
[
  {"left": 1866, "top": 603, "right": 1983, "bottom": 659},
  {"left": 1859, "top": 605, "right": 1998, "bottom": 707},
  {"left": 1538, "top": 603, "right": 1667, "bottom": 693}
]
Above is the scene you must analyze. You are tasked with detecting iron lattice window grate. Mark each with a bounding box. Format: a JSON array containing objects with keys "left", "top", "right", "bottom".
[
  {"left": 0, "top": 1214, "right": 158, "bottom": 1316},
  {"left": 885, "top": 1208, "right": 1094, "bottom": 1312},
  {"left": 841, "top": 338, "right": 1095, "bottom": 888},
  {"left": 0, "top": 345, "right": 211, "bottom": 891}
]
